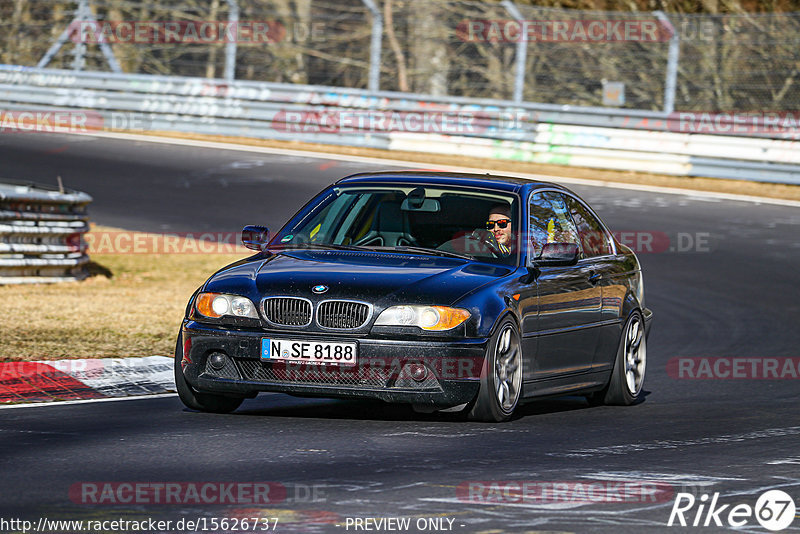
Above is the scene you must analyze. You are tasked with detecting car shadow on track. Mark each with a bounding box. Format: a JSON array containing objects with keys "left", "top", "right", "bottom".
[{"left": 215, "top": 391, "right": 650, "bottom": 422}]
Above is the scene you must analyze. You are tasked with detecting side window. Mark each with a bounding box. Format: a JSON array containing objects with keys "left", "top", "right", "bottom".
[
  {"left": 564, "top": 195, "right": 613, "bottom": 257},
  {"left": 529, "top": 191, "right": 579, "bottom": 258},
  {"left": 297, "top": 192, "right": 356, "bottom": 244}
]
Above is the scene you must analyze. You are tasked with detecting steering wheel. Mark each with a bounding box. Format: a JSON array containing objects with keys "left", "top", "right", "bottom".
[
  {"left": 468, "top": 229, "right": 504, "bottom": 258},
  {"left": 353, "top": 230, "right": 418, "bottom": 247}
]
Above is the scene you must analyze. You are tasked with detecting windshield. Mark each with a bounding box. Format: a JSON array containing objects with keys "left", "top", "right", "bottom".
[{"left": 271, "top": 185, "right": 520, "bottom": 265}]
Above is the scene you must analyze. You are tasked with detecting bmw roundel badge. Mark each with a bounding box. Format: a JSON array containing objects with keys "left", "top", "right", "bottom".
[{"left": 312, "top": 284, "right": 329, "bottom": 294}]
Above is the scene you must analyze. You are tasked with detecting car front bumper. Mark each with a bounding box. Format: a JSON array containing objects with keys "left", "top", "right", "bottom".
[{"left": 180, "top": 321, "right": 487, "bottom": 408}]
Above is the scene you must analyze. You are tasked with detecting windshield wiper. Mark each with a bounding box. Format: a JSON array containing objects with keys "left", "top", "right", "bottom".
[
  {"left": 279, "top": 243, "right": 473, "bottom": 260},
  {"left": 280, "top": 243, "right": 376, "bottom": 252},
  {"left": 377, "top": 246, "right": 473, "bottom": 260}
]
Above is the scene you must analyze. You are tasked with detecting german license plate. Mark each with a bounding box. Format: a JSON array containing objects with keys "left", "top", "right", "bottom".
[{"left": 261, "top": 338, "right": 357, "bottom": 366}]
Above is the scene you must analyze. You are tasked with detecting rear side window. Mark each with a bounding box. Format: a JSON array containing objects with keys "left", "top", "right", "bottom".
[
  {"left": 564, "top": 195, "right": 613, "bottom": 257},
  {"left": 529, "top": 191, "right": 579, "bottom": 258}
]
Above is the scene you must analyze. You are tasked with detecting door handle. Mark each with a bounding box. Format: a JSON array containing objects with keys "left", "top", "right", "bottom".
[{"left": 588, "top": 271, "right": 602, "bottom": 285}]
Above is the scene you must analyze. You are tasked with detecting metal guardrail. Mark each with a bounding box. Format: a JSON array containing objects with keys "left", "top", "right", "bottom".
[
  {"left": 0, "top": 65, "right": 799, "bottom": 185},
  {"left": 0, "top": 180, "right": 92, "bottom": 284}
]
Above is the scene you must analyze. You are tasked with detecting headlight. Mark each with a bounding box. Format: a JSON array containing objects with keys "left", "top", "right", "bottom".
[
  {"left": 374, "top": 305, "right": 470, "bottom": 331},
  {"left": 196, "top": 293, "right": 259, "bottom": 319}
]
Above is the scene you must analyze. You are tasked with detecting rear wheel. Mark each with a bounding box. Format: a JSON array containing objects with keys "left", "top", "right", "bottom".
[
  {"left": 468, "top": 318, "right": 522, "bottom": 422},
  {"left": 601, "top": 311, "right": 647, "bottom": 406},
  {"left": 174, "top": 333, "right": 244, "bottom": 413}
]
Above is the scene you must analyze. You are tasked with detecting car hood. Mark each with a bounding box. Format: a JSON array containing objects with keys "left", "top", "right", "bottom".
[{"left": 204, "top": 249, "right": 513, "bottom": 307}]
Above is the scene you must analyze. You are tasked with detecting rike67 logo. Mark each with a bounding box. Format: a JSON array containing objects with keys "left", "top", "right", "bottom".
[{"left": 668, "top": 490, "right": 796, "bottom": 531}]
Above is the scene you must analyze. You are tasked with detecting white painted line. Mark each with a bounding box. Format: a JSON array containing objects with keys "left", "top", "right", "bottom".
[
  {"left": 767, "top": 458, "right": 800, "bottom": 465},
  {"left": 73, "top": 130, "right": 800, "bottom": 208},
  {"left": 0, "top": 392, "right": 177, "bottom": 410},
  {"left": 548, "top": 426, "right": 800, "bottom": 458},
  {"left": 581, "top": 472, "right": 746, "bottom": 484}
]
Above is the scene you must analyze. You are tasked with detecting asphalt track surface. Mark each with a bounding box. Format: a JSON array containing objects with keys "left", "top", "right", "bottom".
[{"left": 1, "top": 132, "right": 799, "bottom": 533}]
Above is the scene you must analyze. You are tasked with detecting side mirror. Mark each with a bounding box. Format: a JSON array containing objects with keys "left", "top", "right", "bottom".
[
  {"left": 535, "top": 242, "right": 579, "bottom": 266},
  {"left": 242, "top": 225, "right": 270, "bottom": 251}
]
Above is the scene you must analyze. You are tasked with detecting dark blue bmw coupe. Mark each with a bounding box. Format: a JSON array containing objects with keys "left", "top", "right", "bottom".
[{"left": 175, "top": 171, "right": 652, "bottom": 421}]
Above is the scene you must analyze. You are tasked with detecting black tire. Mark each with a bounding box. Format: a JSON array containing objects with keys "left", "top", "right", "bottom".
[
  {"left": 467, "top": 317, "right": 523, "bottom": 422},
  {"left": 174, "top": 333, "right": 244, "bottom": 414},
  {"left": 601, "top": 310, "right": 647, "bottom": 406}
]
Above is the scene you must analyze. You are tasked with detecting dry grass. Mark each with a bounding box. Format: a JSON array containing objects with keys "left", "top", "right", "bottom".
[{"left": 1, "top": 226, "right": 246, "bottom": 361}]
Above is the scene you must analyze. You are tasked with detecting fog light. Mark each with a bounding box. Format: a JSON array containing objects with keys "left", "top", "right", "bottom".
[
  {"left": 409, "top": 362, "right": 428, "bottom": 382},
  {"left": 208, "top": 352, "right": 228, "bottom": 371}
]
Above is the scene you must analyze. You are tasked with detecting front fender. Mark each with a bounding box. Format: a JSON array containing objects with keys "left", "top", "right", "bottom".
[{"left": 456, "top": 272, "right": 524, "bottom": 338}]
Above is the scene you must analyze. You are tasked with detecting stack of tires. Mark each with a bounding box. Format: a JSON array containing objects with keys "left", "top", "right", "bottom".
[{"left": 0, "top": 180, "right": 92, "bottom": 284}]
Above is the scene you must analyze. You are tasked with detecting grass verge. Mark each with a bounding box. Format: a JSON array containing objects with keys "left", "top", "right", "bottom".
[{"left": 1, "top": 225, "right": 246, "bottom": 362}]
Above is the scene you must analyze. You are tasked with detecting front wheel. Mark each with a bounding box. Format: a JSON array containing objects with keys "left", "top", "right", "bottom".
[
  {"left": 602, "top": 311, "right": 647, "bottom": 405},
  {"left": 174, "top": 333, "right": 244, "bottom": 414},
  {"left": 468, "top": 318, "right": 523, "bottom": 422}
]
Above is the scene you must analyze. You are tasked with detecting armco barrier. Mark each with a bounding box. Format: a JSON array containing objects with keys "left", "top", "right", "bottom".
[
  {"left": 1, "top": 65, "right": 799, "bottom": 185},
  {"left": 0, "top": 180, "right": 92, "bottom": 284}
]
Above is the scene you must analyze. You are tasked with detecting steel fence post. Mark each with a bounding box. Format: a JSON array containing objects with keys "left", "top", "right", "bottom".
[
  {"left": 71, "top": 0, "right": 89, "bottom": 71},
  {"left": 224, "top": 0, "right": 239, "bottom": 81},
  {"left": 361, "top": 0, "right": 383, "bottom": 92},
  {"left": 655, "top": 10, "right": 679, "bottom": 114},
  {"left": 502, "top": 0, "right": 527, "bottom": 103}
]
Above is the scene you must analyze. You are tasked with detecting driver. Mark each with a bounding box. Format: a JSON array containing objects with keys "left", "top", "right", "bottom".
[{"left": 486, "top": 204, "right": 512, "bottom": 256}]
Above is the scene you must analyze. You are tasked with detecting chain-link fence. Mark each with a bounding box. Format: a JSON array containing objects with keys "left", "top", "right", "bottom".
[
  {"left": 674, "top": 12, "right": 800, "bottom": 112},
  {"left": 1, "top": 0, "right": 798, "bottom": 112}
]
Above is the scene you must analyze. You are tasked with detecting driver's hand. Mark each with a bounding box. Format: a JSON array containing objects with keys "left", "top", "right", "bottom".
[{"left": 471, "top": 229, "right": 510, "bottom": 257}]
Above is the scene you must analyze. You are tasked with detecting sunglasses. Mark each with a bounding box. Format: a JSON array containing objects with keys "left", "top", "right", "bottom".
[{"left": 485, "top": 218, "right": 511, "bottom": 230}]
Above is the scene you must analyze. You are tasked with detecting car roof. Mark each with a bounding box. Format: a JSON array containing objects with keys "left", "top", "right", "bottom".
[{"left": 335, "top": 171, "right": 567, "bottom": 195}]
